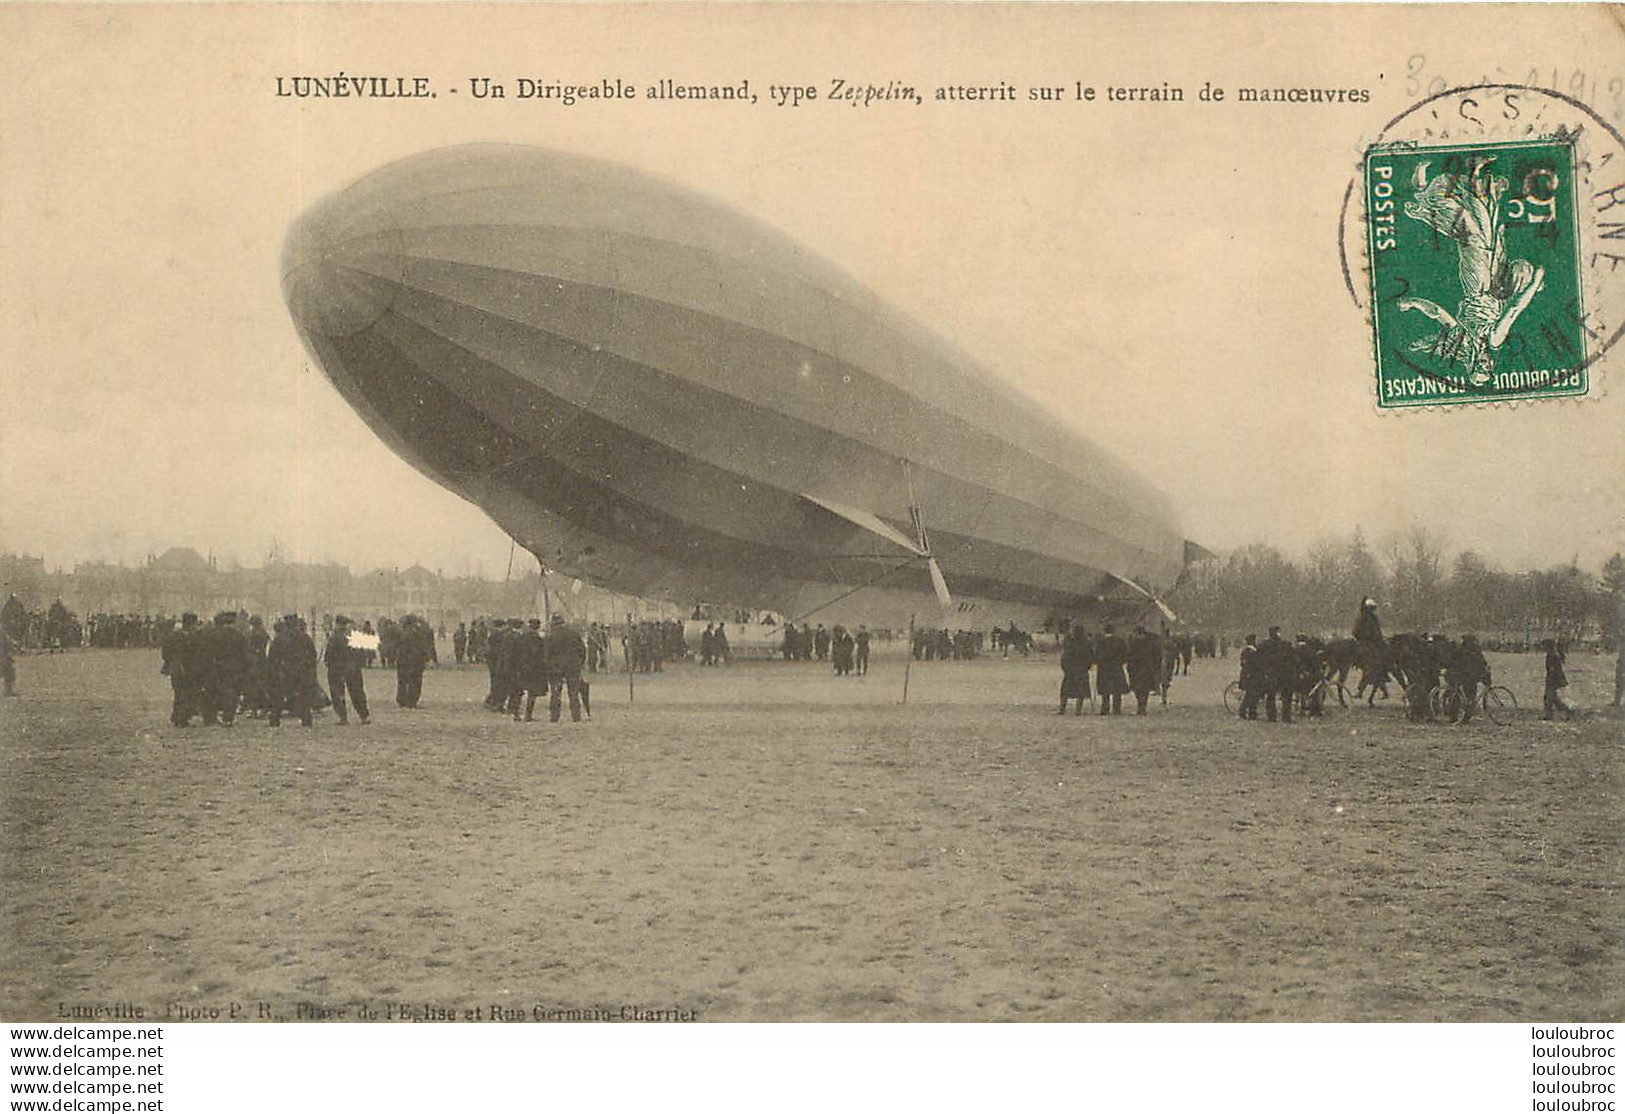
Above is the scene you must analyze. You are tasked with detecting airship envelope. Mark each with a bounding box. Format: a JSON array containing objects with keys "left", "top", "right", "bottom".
[{"left": 282, "top": 144, "right": 1193, "bottom": 628}]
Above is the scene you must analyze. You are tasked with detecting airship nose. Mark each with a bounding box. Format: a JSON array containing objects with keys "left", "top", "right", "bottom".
[{"left": 281, "top": 188, "right": 407, "bottom": 339}]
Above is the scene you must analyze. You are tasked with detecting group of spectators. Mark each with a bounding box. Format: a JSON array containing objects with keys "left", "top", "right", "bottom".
[
  {"left": 476, "top": 615, "right": 590, "bottom": 722},
  {"left": 1226, "top": 598, "right": 1598, "bottom": 724},
  {"left": 910, "top": 627, "right": 982, "bottom": 661},
  {"left": 1057, "top": 622, "right": 1180, "bottom": 716},
  {"left": 160, "top": 611, "right": 438, "bottom": 728},
  {"left": 776, "top": 621, "right": 872, "bottom": 674},
  {"left": 1233, "top": 627, "right": 1340, "bottom": 723}
]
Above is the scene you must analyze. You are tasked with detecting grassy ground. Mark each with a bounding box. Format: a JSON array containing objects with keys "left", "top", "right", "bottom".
[{"left": 1, "top": 647, "right": 1620, "bottom": 1021}]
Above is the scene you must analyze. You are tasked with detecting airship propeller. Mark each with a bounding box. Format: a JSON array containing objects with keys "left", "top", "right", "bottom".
[
  {"left": 798, "top": 488, "right": 954, "bottom": 619},
  {"left": 906, "top": 502, "right": 954, "bottom": 614},
  {"left": 901, "top": 456, "right": 953, "bottom": 614}
]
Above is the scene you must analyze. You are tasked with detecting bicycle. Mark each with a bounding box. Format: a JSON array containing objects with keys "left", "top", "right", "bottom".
[
  {"left": 1223, "top": 680, "right": 1245, "bottom": 714},
  {"left": 1296, "top": 674, "right": 1348, "bottom": 719},
  {"left": 1428, "top": 682, "right": 1518, "bottom": 726}
]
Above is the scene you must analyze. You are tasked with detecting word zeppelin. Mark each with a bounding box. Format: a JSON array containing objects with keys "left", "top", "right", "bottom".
[{"left": 275, "top": 75, "right": 434, "bottom": 98}]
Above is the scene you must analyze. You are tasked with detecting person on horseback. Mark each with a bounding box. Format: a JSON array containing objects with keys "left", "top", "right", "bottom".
[{"left": 1352, "top": 597, "right": 1392, "bottom": 704}]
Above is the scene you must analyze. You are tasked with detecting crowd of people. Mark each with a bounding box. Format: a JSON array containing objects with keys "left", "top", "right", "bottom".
[
  {"left": 911, "top": 627, "right": 985, "bottom": 661},
  {"left": 156, "top": 611, "right": 438, "bottom": 728},
  {"left": 1057, "top": 622, "right": 1182, "bottom": 716},
  {"left": 1231, "top": 627, "right": 1343, "bottom": 723},
  {"left": 1222, "top": 599, "right": 1595, "bottom": 724},
  {"left": 475, "top": 615, "right": 592, "bottom": 723},
  {"left": 4, "top": 589, "right": 1623, "bottom": 721},
  {"left": 775, "top": 621, "right": 871, "bottom": 675}
]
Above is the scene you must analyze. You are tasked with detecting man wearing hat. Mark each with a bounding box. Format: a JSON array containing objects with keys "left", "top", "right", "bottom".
[
  {"left": 1449, "top": 634, "right": 1491, "bottom": 723},
  {"left": 1542, "top": 639, "right": 1573, "bottom": 721},
  {"left": 267, "top": 613, "right": 317, "bottom": 727},
  {"left": 161, "top": 613, "right": 201, "bottom": 727},
  {"left": 1352, "top": 597, "right": 1391, "bottom": 703},
  {"left": 542, "top": 613, "right": 588, "bottom": 723},
  {"left": 393, "top": 614, "right": 437, "bottom": 709},
  {"left": 1259, "top": 626, "right": 1294, "bottom": 723},
  {"left": 511, "top": 618, "right": 547, "bottom": 721},
  {"left": 242, "top": 615, "right": 271, "bottom": 716},
  {"left": 1094, "top": 623, "right": 1129, "bottom": 716},
  {"left": 493, "top": 618, "right": 527, "bottom": 716},
  {"left": 323, "top": 615, "right": 370, "bottom": 725},
  {"left": 197, "top": 612, "right": 248, "bottom": 726},
  {"left": 1057, "top": 620, "right": 1093, "bottom": 715},
  {"left": 1237, "top": 634, "right": 1262, "bottom": 719},
  {"left": 1126, "top": 623, "right": 1161, "bottom": 715}
]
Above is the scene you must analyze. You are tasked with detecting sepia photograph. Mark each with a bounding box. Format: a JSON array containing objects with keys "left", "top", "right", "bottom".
[{"left": 1, "top": 2, "right": 1622, "bottom": 1077}]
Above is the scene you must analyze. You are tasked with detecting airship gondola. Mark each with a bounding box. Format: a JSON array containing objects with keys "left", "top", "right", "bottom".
[{"left": 281, "top": 144, "right": 1195, "bottom": 629}]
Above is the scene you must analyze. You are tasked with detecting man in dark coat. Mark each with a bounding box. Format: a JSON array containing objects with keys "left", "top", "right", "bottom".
[
  {"left": 1126, "top": 625, "right": 1162, "bottom": 715},
  {"left": 1237, "top": 634, "right": 1261, "bottom": 719},
  {"left": 830, "top": 626, "right": 854, "bottom": 676},
  {"left": 1260, "top": 626, "right": 1294, "bottom": 723},
  {"left": 855, "top": 626, "right": 871, "bottom": 675},
  {"left": 453, "top": 622, "right": 468, "bottom": 665},
  {"left": 484, "top": 621, "right": 509, "bottom": 710},
  {"left": 493, "top": 618, "right": 526, "bottom": 715},
  {"left": 267, "top": 614, "right": 317, "bottom": 728},
  {"left": 1094, "top": 623, "right": 1130, "bottom": 715},
  {"left": 1400, "top": 633, "right": 1441, "bottom": 722},
  {"left": 1449, "top": 634, "right": 1491, "bottom": 723},
  {"left": 512, "top": 618, "right": 548, "bottom": 721},
  {"left": 196, "top": 612, "right": 247, "bottom": 726},
  {"left": 1542, "top": 639, "right": 1573, "bottom": 720},
  {"left": 1158, "top": 626, "right": 1180, "bottom": 706},
  {"left": 394, "top": 615, "right": 436, "bottom": 708},
  {"left": 543, "top": 613, "right": 587, "bottom": 722},
  {"left": 323, "top": 616, "right": 370, "bottom": 725},
  {"left": 161, "top": 613, "right": 201, "bottom": 727},
  {"left": 242, "top": 615, "right": 271, "bottom": 716},
  {"left": 1058, "top": 621, "right": 1093, "bottom": 715}
]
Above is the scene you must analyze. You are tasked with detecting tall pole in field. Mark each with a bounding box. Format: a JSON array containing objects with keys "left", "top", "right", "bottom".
[
  {"left": 901, "top": 613, "right": 915, "bottom": 705},
  {"left": 624, "top": 611, "right": 635, "bottom": 704}
]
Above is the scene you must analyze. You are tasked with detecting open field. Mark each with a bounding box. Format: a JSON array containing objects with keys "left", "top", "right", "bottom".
[{"left": 1, "top": 647, "right": 1621, "bottom": 1021}]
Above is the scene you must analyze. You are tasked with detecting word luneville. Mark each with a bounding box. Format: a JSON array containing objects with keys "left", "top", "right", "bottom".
[{"left": 275, "top": 75, "right": 434, "bottom": 98}]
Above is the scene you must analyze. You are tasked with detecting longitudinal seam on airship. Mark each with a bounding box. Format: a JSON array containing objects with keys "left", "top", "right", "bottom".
[
  {"left": 347, "top": 311, "right": 1147, "bottom": 604},
  {"left": 339, "top": 146, "right": 1180, "bottom": 525},
  {"left": 392, "top": 220, "right": 1154, "bottom": 502},
  {"left": 341, "top": 225, "right": 1167, "bottom": 525},
  {"left": 335, "top": 253, "right": 1174, "bottom": 561},
  {"left": 371, "top": 293, "right": 1151, "bottom": 576},
  {"left": 360, "top": 295, "right": 1159, "bottom": 587}
]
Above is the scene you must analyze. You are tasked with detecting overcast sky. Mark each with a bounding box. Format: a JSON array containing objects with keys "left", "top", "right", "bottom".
[{"left": 2, "top": 5, "right": 1621, "bottom": 581}]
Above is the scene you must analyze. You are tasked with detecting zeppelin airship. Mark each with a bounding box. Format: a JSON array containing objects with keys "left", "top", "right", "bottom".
[{"left": 281, "top": 144, "right": 1197, "bottom": 629}]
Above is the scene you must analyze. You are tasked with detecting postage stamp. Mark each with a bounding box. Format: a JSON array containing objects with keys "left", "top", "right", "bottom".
[{"left": 1365, "top": 137, "right": 1587, "bottom": 407}]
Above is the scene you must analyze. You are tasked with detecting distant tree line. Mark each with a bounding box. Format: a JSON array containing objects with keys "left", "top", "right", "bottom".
[{"left": 1168, "top": 527, "right": 1625, "bottom": 648}]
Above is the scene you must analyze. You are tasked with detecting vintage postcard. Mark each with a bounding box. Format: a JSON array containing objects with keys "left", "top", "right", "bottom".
[{"left": 2, "top": 1, "right": 1622, "bottom": 1082}]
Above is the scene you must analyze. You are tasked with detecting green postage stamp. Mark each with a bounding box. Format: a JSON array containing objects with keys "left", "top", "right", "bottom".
[{"left": 1365, "top": 138, "right": 1586, "bottom": 407}]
